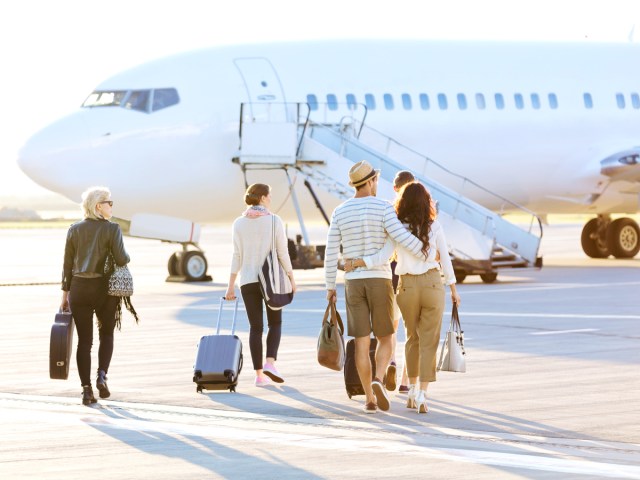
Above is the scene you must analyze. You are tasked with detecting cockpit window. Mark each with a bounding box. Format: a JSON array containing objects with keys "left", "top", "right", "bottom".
[
  {"left": 124, "top": 90, "right": 150, "bottom": 112},
  {"left": 152, "top": 88, "right": 179, "bottom": 111},
  {"left": 82, "top": 91, "right": 127, "bottom": 107},
  {"left": 82, "top": 88, "right": 179, "bottom": 113}
]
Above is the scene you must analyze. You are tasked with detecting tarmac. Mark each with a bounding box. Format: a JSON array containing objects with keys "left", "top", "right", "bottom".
[{"left": 1, "top": 222, "right": 639, "bottom": 479}]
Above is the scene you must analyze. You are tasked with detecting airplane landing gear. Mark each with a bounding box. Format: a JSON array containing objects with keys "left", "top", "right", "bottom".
[
  {"left": 581, "top": 215, "right": 640, "bottom": 259},
  {"left": 607, "top": 217, "right": 640, "bottom": 258},
  {"left": 581, "top": 217, "right": 610, "bottom": 258},
  {"left": 167, "top": 248, "right": 211, "bottom": 282}
]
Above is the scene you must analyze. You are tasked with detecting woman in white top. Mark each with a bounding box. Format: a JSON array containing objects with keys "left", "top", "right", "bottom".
[
  {"left": 225, "top": 183, "right": 296, "bottom": 386},
  {"left": 346, "top": 182, "right": 460, "bottom": 413}
]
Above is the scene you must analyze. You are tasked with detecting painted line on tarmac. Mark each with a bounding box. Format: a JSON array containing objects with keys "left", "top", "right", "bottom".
[
  {"left": 530, "top": 328, "right": 600, "bottom": 335},
  {"left": 460, "top": 280, "right": 640, "bottom": 295}
]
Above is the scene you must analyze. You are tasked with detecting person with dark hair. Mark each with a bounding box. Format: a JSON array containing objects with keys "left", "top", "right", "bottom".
[
  {"left": 347, "top": 182, "right": 460, "bottom": 414},
  {"left": 60, "top": 186, "right": 130, "bottom": 405},
  {"left": 225, "top": 183, "right": 296, "bottom": 386},
  {"left": 388, "top": 170, "right": 416, "bottom": 393},
  {"left": 324, "top": 161, "right": 424, "bottom": 414}
]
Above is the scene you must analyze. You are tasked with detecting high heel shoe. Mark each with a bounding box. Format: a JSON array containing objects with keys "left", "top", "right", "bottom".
[
  {"left": 415, "top": 390, "right": 429, "bottom": 414},
  {"left": 406, "top": 384, "right": 417, "bottom": 409}
]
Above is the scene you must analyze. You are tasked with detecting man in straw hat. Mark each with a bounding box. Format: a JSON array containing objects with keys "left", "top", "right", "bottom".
[{"left": 324, "top": 161, "right": 424, "bottom": 414}]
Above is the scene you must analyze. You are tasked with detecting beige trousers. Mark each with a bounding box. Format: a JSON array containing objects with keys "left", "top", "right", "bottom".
[{"left": 396, "top": 269, "right": 445, "bottom": 382}]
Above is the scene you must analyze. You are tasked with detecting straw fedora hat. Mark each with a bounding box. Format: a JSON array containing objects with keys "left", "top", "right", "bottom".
[{"left": 348, "top": 160, "right": 380, "bottom": 187}]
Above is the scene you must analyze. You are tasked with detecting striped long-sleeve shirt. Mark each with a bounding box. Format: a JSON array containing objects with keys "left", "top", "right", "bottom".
[{"left": 324, "top": 196, "right": 424, "bottom": 290}]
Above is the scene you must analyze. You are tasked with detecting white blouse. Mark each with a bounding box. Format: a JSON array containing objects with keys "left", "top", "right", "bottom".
[{"left": 362, "top": 220, "right": 456, "bottom": 285}]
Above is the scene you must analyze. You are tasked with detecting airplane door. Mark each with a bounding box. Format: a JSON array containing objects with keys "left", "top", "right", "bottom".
[{"left": 234, "top": 58, "right": 289, "bottom": 121}]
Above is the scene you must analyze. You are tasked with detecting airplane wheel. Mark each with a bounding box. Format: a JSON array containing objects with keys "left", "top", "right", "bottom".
[
  {"left": 580, "top": 218, "right": 609, "bottom": 258},
  {"left": 606, "top": 218, "right": 640, "bottom": 258},
  {"left": 181, "top": 251, "right": 208, "bottom": 281},
  {"left": 167, "top": 252, "right": 180, "bottom": 276},
  {"left": 480, "top": 272, "right": 498, "bottom": 283}
]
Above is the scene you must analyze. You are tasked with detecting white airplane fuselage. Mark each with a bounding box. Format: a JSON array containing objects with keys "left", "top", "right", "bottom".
[{"left": 17, "top": 40, "right": 640, "bottom": 273}]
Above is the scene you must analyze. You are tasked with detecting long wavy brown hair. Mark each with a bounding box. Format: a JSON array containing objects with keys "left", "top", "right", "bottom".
[{"left": 395, "top": 182, "right": 435, "bottom": 258}]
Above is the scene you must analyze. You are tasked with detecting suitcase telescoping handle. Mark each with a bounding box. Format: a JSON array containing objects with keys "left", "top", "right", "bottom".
[{"left": 217, "top": 297, "right": 239, "bottom": 335}]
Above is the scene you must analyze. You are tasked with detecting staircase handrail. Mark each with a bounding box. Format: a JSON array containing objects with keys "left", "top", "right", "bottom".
[{"left": 350, "top": 119, "right": 543, "bottom": 238}]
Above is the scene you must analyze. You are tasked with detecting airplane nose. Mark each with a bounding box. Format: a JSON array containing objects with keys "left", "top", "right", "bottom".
[{"left": 17, "top": 112, "right": 90, "bottom": 199}]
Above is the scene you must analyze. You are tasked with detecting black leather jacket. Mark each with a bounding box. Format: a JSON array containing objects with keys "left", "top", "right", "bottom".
[{"left": 62, "top": 218, "right": 130, "bottom": 291}]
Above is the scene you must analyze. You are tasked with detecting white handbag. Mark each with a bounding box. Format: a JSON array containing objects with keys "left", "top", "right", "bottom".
[{"left": 437, "top": 304, "right": 466, "bottom": 373}]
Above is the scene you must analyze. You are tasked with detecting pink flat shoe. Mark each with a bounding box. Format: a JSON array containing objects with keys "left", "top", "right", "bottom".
[
  {"left": 254, "top": 376, "right": 272, "bottom": 387},
  {"left": 262, "top": 363, "right": 285, "bottom": 383}
]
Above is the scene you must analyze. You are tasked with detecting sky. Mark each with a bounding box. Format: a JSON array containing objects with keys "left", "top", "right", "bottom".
[{"left": 1, "top": 0, "right": 639, "bottom": 208}]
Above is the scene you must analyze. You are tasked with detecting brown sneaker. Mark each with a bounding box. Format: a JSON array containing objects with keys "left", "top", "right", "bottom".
[
  {"left": 385, "top": 362, "right": 397, "bottom": 391},
  {"left": 371, "top": 377, "right": 390, "bottom": 411},
  {"left": 363, "top": 401, "right": 377, "bottom": 414}
]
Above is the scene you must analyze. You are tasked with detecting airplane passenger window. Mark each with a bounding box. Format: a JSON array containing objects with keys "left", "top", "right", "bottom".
[
  {"left": 632, "top": 93, "right": 640, "bottom": 109},
  {"left": 365, "top": 94, "right": 376, "bottom": 110},
  {"left": 383, "top": 94, "right": 394, "bottom": 110},
  {"left": 327, "top": 94, "right": 338, "bottom": 111},
  {"left": 419, "top": 94, "right": 430, "bottom": 110},
  {"left": 548, "top": 93, "right": 558, "bottom": 109},
  {"left": 457, "top": 94, "right": 467, "bottom": 110},
  {"left": 124, "top": 90, "right": 150, "bottom": 112},
  {"left": 437, "top": 94, "right": 448, "bottom": 110},
  {"left": 82, "top": 90, "right": 127, "bottom": 108},
  {"left": 475, "top": 93, "right": 486, "bottom": 109},
  {"left": 151, "top": 88, "right": 179, "bottom": 112},
  {"left": 494, "top": 93, "right": 505, "bottom": 110},
  {"left": 531, "top": 94, "right": 541, "bottom": 109},
  {"left": 346, "top": 93, "right": 357, "bottom": 109},
  {"left": 616, "top": 93, "right": 626, "bottom": 109},
  {"left": 514, "top": 94, "right": 524, "bottom": 110},
  {"left": 401, "top": 94, "right": 412, "bottom": 110},
  {"left": 307, "top": 94, "right": 318, "bottom": 110},
  {"left": 583, "top": 93, "right": 593, "bottom": 109}
]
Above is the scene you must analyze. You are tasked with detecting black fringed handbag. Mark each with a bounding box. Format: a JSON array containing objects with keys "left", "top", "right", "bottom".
[{"left": 105, "top": 255, "right": 139, "bottom": 329}]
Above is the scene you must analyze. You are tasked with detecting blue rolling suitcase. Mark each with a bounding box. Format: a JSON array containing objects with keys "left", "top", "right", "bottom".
[
  {"left": 193, "top": 298, "right": 243, "bottom": 392},
  {"left": 49, "top": 311, "right": 74, "bottom": 380}
]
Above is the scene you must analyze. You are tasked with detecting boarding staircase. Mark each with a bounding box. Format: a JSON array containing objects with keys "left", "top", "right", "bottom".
[{"left": 234, "top": 102, "right": 543, "bottom": 282}]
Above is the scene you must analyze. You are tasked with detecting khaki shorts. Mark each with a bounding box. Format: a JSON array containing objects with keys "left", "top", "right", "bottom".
[{"left": 344, "top": 278, "right": 395, "bottom": 338}]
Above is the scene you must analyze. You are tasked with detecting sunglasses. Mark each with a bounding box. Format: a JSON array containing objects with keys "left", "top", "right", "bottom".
[{"left": 100, "top": 201, "right": 113, "bottom": 207}]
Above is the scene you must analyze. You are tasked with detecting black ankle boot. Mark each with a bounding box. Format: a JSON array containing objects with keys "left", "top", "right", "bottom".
[
  {"left": 82, "top": 385, "right": 97, "bottom": 405},
  {"left": 96, "top": 370, "right": 110, "bottom": 399}
]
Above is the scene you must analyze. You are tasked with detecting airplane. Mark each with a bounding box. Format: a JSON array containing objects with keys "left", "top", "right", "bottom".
[{"left": 17, "top": 39, "right": 640, "bottom": 283}]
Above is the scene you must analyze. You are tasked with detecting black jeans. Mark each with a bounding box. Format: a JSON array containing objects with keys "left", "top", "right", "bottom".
[
  {"left": 240, "top": 282, "right": 282, "bottom": 370},
  {"left": 69, "top": 277, "right": 119, "bottom": 386}
]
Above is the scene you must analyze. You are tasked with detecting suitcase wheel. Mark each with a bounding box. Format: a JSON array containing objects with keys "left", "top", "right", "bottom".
[
  {"left": 229, "top": 385, "right": 236, "bottom": 393},
  {"left": 196, "top": 385, "right": 203, "bottom": 393}
]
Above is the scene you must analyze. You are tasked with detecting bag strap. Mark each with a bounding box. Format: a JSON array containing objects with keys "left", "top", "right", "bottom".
[
  {"left": 271, "top": 215, "right": 276, "bottom": 252},
  {"left": 450, "top": 303, "right": 462, "bottom": 332},
  {"left": 322, "top": 302, "right": 345, "bottom": 335}
]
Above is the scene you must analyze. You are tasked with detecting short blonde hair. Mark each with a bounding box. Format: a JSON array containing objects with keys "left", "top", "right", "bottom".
[{"left": 81, "top": 186, "right": 111, "bottom": 220}]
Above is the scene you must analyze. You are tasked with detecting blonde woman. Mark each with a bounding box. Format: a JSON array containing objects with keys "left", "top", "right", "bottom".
[
  {"left": 225, "top": 184, "right": 296, "bottom": 386},
  {"left": 61, "top": 186, "right": 130, "bottom": 405}
]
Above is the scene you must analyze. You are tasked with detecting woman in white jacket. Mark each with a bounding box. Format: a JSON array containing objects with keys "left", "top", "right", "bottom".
[
  {"left": 225, "top": 183, "right": 296, "bottom": 386},
  {"left": 346, "top": 182, "right": 460, "bottom": 413}
]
